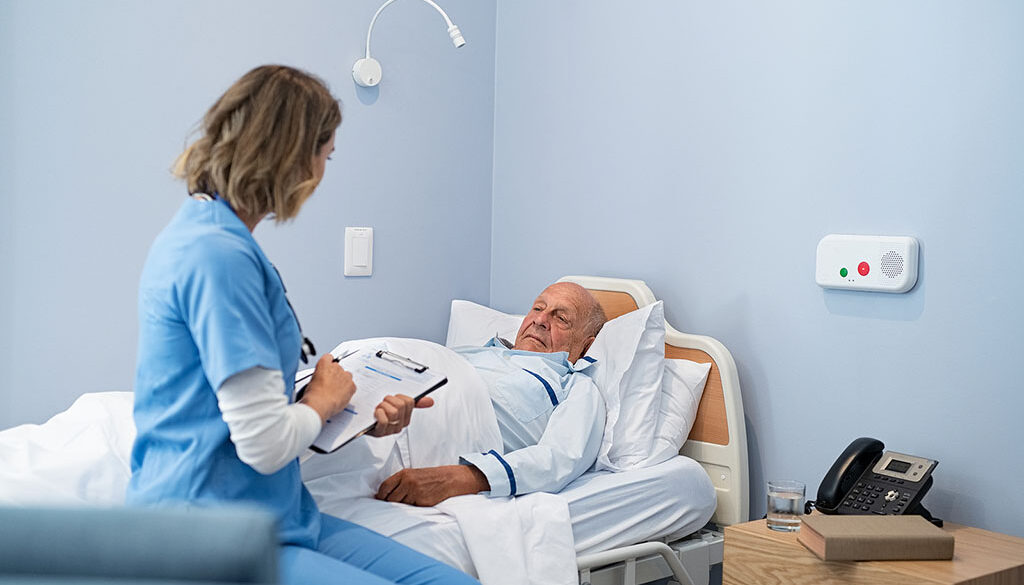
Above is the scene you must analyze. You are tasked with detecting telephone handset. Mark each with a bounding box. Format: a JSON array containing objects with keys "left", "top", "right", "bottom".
[{"left": 812, "top": 437, "right": 941, "bottom": 526}]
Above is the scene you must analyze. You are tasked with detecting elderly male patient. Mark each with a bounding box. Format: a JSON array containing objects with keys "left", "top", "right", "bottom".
[{"left": 375, "top": 282, "right": 608, "bottom": 506}]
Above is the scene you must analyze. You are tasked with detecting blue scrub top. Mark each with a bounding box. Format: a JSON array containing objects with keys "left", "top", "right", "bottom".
[{"left": 127, "top": 197, "right": 320, "bottom": 548}]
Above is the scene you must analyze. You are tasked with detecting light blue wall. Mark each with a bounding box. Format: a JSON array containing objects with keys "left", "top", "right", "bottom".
[
  {"left": 4, "top": 0, "right": 1023, "bottom": 541},
  {"left": 0, "top": 0, "right": 495, "bottom": 428},
  {"left": 491, "top": 2, "right": 1024, "bottom": 537}
]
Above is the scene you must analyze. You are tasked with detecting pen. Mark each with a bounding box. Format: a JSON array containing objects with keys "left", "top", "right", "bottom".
[
  {"left": 375, "top": 349, "right": 428, "bottom": 373},
  {"left": 294, "top": 348, "right": 360, "bottom": 396},
  {"left": 333, "top": 348, "right": 360, "bottom": 363}
]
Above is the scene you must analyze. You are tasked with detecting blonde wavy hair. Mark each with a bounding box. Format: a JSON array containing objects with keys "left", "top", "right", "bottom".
[{"left": 173, "top": 65, "right": 342, "bottom": 222}]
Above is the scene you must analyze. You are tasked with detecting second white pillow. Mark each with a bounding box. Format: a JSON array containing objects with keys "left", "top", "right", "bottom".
[{"left": 645, "top": 357, "right": 712, "bottom": 466}]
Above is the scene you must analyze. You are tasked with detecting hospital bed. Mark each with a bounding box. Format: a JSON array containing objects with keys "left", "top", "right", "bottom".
[{"left": 0, "top": 275, "right": 748, "bottom": 585}]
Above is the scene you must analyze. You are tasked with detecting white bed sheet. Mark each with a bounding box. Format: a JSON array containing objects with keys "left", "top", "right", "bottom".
[
  {"left": 307, "top": 454, "right": 716, "bottom": 574},
  {"left": 564, "top": 455, "right": 716, "bottom": 554}
]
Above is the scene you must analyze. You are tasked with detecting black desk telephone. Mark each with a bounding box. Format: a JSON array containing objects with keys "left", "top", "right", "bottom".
[{"left": 811, "top": 437, "right": 942, "bottom": 526}]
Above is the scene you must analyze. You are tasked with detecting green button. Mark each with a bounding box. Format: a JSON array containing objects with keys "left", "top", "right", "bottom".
[{"left": 840, "top": 267, "right": 848, "bottom": 278}]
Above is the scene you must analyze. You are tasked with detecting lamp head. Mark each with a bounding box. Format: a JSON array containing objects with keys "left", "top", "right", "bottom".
[
  {"left": 448, "top": 24, "right": 465, "bottom": 48},
  {"left": 352, "top": 57, "right": 383, "bottom": 87}
]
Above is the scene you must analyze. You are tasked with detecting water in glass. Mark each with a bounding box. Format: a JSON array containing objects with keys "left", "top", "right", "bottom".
[{"left": 766, "top": 480, "right": 805, "bottom": 532}]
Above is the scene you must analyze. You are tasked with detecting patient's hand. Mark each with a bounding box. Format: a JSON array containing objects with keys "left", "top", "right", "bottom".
[
  {"left": 367, "top": 394, "right": 434, "bottom": 438},
  {"left": 300, "top": 354, "right": 356, "bottom": 424},
  {"left": 376, "top": 465, "right": 490, "bottom": 506}
]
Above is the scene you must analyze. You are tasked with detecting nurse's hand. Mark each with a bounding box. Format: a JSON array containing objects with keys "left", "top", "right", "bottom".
[
  {"left": 367, "top": 394, "right": 434, "bottom": 437},
  {"left": 300, "top": 353, "right": 357, "bottom": 424}
]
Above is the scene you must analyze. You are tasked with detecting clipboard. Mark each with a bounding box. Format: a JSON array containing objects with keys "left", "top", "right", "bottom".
[{"left": 295, "top": 349, "right": 447, "bottom": 454}]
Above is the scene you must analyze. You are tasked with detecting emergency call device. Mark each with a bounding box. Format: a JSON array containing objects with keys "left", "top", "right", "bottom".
[{"left": 815, "top": 234, "right": 919, "bottom": 293}]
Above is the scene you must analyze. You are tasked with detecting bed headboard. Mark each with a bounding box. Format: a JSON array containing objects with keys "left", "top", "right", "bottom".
[{"left": 560, "top": 275, "right": 750, "bottom": 527}]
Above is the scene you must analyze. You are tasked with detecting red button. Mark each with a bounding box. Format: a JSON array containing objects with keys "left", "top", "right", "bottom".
[{"left": 858, "top": 262, "right": 870, "bottom": 276}]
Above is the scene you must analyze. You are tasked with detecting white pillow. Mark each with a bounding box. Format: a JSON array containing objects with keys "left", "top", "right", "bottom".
[
  {"left": 645, "top": 357, "right": 712, "bottom": 466},
  {"left": 445, "top": 300, "right": 522, "bottom": 348},
  {"left": 445, "top": 298, "right": 668, "bottom": 472},
  {"left": 587, "top": 301, "right": 666, "bottom": 471}
]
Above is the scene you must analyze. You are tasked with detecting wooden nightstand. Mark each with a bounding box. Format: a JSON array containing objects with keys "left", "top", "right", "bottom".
[{"left": 723, "top": 516, "right": 1024, "bottom": 585}]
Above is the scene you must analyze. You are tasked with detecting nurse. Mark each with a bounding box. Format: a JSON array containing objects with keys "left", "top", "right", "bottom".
[{"left": 127, "top": 65, "right": 478, "bottom": 585}]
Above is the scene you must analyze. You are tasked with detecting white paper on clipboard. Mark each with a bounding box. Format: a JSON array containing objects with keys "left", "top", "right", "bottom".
[{"left": 296, "top": 349, "right": 447, "bottom": 454}]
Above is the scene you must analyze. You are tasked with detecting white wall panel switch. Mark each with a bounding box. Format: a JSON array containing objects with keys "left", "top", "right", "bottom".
[
  {"left": 815, "top": 234, "right": 919, "bottom": 293},
  {"left": 344, "top": 227, "right": 373, "bottom": 277}
]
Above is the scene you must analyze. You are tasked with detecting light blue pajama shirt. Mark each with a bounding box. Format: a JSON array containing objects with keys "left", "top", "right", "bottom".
[{"left": 456, "top": 338, "right": 606, "bottom": 497}]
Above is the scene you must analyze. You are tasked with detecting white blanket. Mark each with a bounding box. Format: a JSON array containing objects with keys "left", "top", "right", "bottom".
[
  {"left": 302, "top": 338, "right": 578, "bottom": 585},
  {"left": 0, "top": 391, "right": 135, "bottom": 506},
  {"left": 437, "top": 494, "right": 576, "bottom": 585},
  {"left": 0, "top": 338, "right": 580, "bottom": 585}
]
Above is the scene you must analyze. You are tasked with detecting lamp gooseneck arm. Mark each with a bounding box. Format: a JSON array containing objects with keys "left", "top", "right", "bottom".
[
  {"left": 364, "top": 0, "right": 396, "bottom": 58},
  {"left": 364, "top": 0, "right": 462, "bottom": 59}
]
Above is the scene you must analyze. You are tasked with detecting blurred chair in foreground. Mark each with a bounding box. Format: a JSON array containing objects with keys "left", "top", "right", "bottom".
[{"left": 0, "top": 505, "right": 278, "bottom": 584}]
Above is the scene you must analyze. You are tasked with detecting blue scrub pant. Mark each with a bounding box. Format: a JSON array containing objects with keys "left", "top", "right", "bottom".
[{"left": 280, "top": 513, "right": 480, "bottom": 585}]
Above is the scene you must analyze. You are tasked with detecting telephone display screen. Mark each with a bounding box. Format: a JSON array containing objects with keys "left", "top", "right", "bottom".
[{"left": 885, "top": 459, "right": 912, "bottom": 473}]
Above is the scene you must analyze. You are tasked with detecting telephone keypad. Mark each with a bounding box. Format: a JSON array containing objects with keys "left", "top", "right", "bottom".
[
  {"left": 845, "top": 477, "right": 927, "bottom": 515},
  {"left": 858, "top": 482, "right": 890, "bottom": 513}
]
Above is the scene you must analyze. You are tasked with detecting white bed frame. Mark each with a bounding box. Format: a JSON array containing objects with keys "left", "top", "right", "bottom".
[{"left": 560, "top": 276, "right": 749, "bottom": 585}]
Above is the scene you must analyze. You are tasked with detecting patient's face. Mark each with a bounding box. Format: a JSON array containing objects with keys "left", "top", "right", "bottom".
[{"left": 514, "top": 283, "right": 591, "bottom": 361}]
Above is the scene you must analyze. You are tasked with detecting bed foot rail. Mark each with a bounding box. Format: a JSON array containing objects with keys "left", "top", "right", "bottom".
[{"left": 577, "top": 528, "right": 724, "bottom": 585}]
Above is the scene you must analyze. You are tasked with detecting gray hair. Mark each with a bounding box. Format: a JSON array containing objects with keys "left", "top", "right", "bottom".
[{"left": 578, "top": 288, "right": 607, "bottom": 340}]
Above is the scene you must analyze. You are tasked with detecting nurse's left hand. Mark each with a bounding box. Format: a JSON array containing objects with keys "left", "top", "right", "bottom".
[{"left": 367, "top": 394, "right": 434, "bottom": 437}]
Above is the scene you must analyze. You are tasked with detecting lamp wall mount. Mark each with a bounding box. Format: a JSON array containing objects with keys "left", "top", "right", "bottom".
[{"left": 353, "top": 58, "right": 383, "bottom": 87}]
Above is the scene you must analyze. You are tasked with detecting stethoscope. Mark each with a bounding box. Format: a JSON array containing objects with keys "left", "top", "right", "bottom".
[{"left": 270, "top": 264, "right": 317, "bottom": 365}]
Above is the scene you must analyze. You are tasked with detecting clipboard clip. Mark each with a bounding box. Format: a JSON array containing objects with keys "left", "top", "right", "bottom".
[{"left": 375, "top": 350, "right": 428, "bottom": 373}]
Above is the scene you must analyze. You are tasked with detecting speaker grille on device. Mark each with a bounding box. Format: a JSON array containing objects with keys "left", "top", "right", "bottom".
[{"left": 881, "top": 251, "right": 904, "bottom": 278}]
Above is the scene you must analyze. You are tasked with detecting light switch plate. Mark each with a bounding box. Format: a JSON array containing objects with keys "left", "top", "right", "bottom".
[
  {"left": 344, "top": 227, "right": 373, "bottom": 277},
  {"left": 815, "top": 234, "right": 919, "bottom": 293}
]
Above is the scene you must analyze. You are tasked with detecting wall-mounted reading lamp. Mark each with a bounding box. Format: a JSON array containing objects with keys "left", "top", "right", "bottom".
[{"left": 352, "top": 0, "right": 465, "bottom": 87}]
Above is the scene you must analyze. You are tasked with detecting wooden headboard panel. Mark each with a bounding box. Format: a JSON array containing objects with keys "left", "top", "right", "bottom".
[{"left": 567, "top": 277, "right": 749, "bottom": 526}]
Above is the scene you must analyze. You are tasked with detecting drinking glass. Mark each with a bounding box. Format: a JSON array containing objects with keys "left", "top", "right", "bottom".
[{"left": 766, "top": 479, "right": 805, "bottom": 532}]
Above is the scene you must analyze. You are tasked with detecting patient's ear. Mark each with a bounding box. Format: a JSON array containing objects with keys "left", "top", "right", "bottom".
[{"left": 579, "top": 336, "right": 596, "bottom": 360}]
